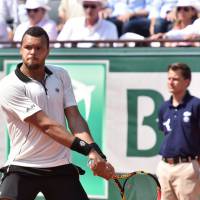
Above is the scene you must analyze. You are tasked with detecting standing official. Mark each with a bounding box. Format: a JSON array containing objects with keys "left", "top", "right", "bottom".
[{"left": 157, "top": 62, "right": 200, "bottom": 200}]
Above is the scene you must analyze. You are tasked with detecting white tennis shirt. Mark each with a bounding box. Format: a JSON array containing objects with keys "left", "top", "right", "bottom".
[{"left": 0, "top": 64, "right": 77, "bottom": 168}]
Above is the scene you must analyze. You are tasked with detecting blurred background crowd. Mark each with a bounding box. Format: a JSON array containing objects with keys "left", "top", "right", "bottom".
[{"left": 1, "top": 0, "right": 200, "bottom": 47}]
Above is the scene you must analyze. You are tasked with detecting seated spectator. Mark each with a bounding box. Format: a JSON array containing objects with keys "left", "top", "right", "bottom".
[
  {"left": 57, "top": 0, "right": 84, "bottom": 33},
  {"left": 18, "top": 0, "right": 29, "bottom": 24},
  {"left": 118, "top": 0, "right": 199, "bottom": 47},
  {"left": 165, "top": 0, "right": 199, "bottom": 46},
  {"left": 149, "top": 0, "right": 177, "bottom": 34},
  {"left": 101, "top": 0, "right": 152, "bottom": 37},
  {"left": 151, "top": 0, "right": 200, "bottom": 47},
  {"left": 0, "top": 0, "right": 19, "bottom": 40},
  {"left": 164, "top": 1, "right": 200, "bottom": 37},
  {"left": 13, "top": 0, "right": 58, "bottom": 42},
  {"left": 57, "top": 0, "right": 118, "bottom": 47},
  {"left": 0, "top": 18, "right": 9, "bottom": 42}
]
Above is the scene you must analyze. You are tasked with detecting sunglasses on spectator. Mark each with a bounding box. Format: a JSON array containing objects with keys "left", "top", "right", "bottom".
[
  {"left": 26, "top": 8, "right": 41, "bottom": 13},
  {"left": 177, "top": 7, "right": 193, "bottom": 12},
  {"left": 83, "top": 4, "right": 98, "bottom": 9}
]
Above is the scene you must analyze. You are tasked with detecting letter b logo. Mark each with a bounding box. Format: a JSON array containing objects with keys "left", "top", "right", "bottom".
[{"left": 127, "top": 89, "right": 164, "bottom": 157}]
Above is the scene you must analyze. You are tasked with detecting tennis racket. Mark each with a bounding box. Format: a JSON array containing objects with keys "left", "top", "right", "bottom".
[{"left": 112, "top": 171, "right": 161, "bottom": 200}]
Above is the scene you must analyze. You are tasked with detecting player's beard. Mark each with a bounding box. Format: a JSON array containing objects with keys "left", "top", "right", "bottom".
[
  {"left": 26, "top": 63, "right": 41, "bottom": 70},
  {"left": 26, "top": 59, "right": 44, "bottom": 70}
]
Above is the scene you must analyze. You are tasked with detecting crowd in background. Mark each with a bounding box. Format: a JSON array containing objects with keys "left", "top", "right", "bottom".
[{"left": 0, "top": 0, "right": 200, "bottom": 47}]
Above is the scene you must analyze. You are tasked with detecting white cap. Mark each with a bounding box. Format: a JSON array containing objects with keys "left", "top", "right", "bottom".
[
  {"left": 176, "top": 0, "right": 200, "bottom": 11},
  {"left": 25, "top": 0, "right": 51, "bottom": 11}
]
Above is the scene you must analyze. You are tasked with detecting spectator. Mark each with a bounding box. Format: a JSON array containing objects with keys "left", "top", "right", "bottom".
[
  {"left": 164, "top": 1, "right": 200, "bottom": 36},
  {"left": 149, "top": 0, "right": 178, "bottom": 34},
  {"left": 57, "top": 0, "right": 84, "bottom": 33},
  {"left": 122, "top": 0, "right": 153, "bottom": 37},
  {"left": 101, "top": 0, "right": 152, "bottom": 37},
  {"left": 170, "top": 0, "right": 198, "bottom": 30},
  {"left": 0, "top": 0, "right": 19, "bottom": 40},
  {"left": 13, "top": 0, "right": 58, "bottom": 42},
  {"left": 57, "top": 0, "right": 118, "bottom": 47},
  {"left": 151, "top": 0, "right": 200, "bottom": 47},
  {"left": 0, "top": 18, "right": 9, "bottom": 43},
  {"left": 18, "top": 0, "right": 29, "bottom": 24}
]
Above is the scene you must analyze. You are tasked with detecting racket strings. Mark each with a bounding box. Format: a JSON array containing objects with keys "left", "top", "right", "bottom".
[{"left": 124, "top": 173, "right": 160, "bottom": 200}]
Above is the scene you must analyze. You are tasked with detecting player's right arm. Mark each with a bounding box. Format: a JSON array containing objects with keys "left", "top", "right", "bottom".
[
  {"left": 25, "top": 110, "right": 76, "bottom": 147},
  {"left": 25, "top": 110, "right": 114, "bottom": 179}
]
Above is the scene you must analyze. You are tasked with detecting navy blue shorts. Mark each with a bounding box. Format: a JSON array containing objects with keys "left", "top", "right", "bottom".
[{"left": 0, "top": 164, "right": 89, "bottom": 200}]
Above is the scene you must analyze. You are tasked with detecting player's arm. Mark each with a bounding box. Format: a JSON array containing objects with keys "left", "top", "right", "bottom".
[
  {"left": 64, "top": 105, "right": 94, "bottom": 143},
  {"left": 65, "top": 105, "right": 115, "bottom": 179},
  {"left": 25, "top": 108, "right": 114, "bottom": 179},
  {"left": 64, "top": 106, "right": 107, "bottom": 159},
  {"left": 25, "top": 110, "right": 76, "bottom": 147},
  {"left": 25, "top": 110, "right": 95, "bottom": 158}
]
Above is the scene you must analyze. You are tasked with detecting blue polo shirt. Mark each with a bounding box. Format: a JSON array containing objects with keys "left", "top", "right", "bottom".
[{"left": 158, "top": 91, "right": 200, "bottom": 157}]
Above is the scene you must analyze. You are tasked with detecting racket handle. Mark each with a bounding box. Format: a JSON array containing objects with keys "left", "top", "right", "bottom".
[{"left": 157, "top": 188, "right": 161, "bottom": 200}]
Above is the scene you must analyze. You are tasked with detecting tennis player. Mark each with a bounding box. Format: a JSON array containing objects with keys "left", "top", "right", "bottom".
[
  {"left": 0, "top": 26, "right": 114, "bottom": 200},
  {"left": 157, "top": 62, "right": 200, "bottom": 200}
]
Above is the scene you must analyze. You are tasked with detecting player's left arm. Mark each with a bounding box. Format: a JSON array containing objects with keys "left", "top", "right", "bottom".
[
  {"left": 64, "top": 105, "right": 94, "bottom": 143},
  {"left": 64, "top": 105, "right": 115, "bottom": 179},
  {"left": 64, "top": 105, "right": 106, "bottom": 159}
]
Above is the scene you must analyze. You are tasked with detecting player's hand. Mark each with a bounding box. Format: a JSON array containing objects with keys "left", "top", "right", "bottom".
[
  {"left": 88, "top": 149, "right": 115, "bottom": 180},
  {"left": 90, "top": 160, "right": 115, "bottom": 180}
]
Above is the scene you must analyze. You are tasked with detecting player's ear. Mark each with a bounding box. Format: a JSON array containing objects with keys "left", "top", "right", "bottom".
[{"left": 185, "top": 79, "right": 191, "bottom": 87}]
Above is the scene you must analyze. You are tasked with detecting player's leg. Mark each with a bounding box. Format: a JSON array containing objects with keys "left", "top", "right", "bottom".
[
  {"left": 0, "top": 173, "right": 39, "bottom": 200},
  {"left": 41, "top": 174, "right": 89, "bottom": 200}
]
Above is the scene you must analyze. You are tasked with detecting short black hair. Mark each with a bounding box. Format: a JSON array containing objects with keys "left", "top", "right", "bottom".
[
  {"left": 168, "top": 62, "right": 191, "bottom": 80},
  {"left": 21, "top": 26, "right": 49, "bottom": 48}
]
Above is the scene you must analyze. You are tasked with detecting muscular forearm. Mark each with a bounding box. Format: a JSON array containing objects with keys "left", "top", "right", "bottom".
[
  {"left": 25, "top": 111, "right": 96, "bottom": 157},
  {"left": 68, "top": 116, "right": 94, "bottom": 143},
  {"left": 41, "top": 121, "right": 75, "bottom": 147},
  {"left": 65, "top": 106, "right": 94, "bottom": 143},
  {"left": 25, "top": 111, "right": 75, "bottom": 147}
]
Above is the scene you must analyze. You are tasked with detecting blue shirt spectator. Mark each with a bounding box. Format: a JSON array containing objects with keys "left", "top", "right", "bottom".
[
  {"left": 107, "top": 0, "right": 151, "bottom": 15},
  {"left": 102, "top": 0, "right": 152, "bottom": 37},
  {"left": 0, "top": 18, "right": 9, "bottom": 42},
  {"left": 149, "top": 0, "right": 177, "bottom": 34}
]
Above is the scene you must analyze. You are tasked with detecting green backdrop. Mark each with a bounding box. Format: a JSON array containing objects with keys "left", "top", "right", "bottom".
[{"left": 1, "top": 47, "right": 200, "bottom": 200}]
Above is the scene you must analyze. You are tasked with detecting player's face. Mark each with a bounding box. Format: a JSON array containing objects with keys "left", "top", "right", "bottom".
[
  {"left": 167, "top": 69, "right": 190, "bottom": 95},
  {"left": 20, "top": 34, "right": 49, "bottom": 70}
]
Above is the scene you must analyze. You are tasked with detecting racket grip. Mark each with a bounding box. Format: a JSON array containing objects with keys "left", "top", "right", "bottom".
[{"left": 157, "top": 188, "right": 161, "bottom": 200}]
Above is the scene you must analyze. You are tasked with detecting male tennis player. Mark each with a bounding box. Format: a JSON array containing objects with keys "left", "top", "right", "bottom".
[
  {"left": 0, "top": 26, "right": 114, "bottom": 200},
  {"left": 157, "top": 62, "right": 200, "bottom": 200}
]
